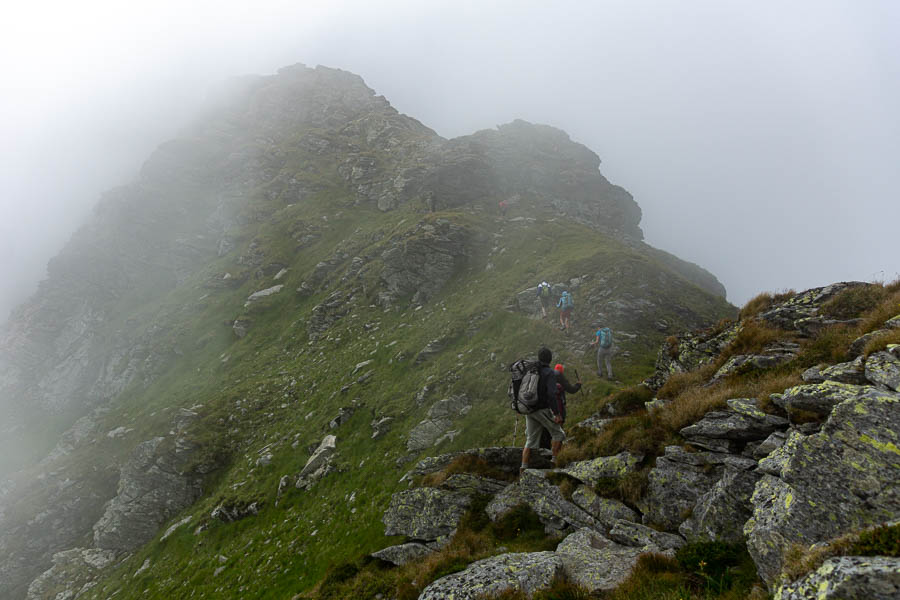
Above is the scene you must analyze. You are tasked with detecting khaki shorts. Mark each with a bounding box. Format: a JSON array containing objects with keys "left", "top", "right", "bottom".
[{"left": 524, "top": 408, "right": 566, "bottom": 449}]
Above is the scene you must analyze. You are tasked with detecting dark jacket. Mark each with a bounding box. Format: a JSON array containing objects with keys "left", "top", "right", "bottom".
[
  {"left": 554, "top": 372, "right": 582, "bottom": 421},
  {"left": 537, "top": 362, "right": 558, "bottom": 414}
]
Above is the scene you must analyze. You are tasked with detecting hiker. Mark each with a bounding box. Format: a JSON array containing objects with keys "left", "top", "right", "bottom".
[
  {"left": 498, "top": 199, "right": 508, "bottom": 217},
  {"left": 539, "top": 362, "right": 583, "bottom": 449},
  {"left": 590, "top": 326, "right": 615, "bottom": 379},
  {"left": 553, "top": 363, "right": 582, "bottom": 421},
  {"left": 536, "top": 282, "right": 552, "bottom": 318},
  {"left": 521, "top": 347, "right": 565, "bottom": 471},
  {"left": 557, "top": 290, "right": 573, "bottom": 332}
]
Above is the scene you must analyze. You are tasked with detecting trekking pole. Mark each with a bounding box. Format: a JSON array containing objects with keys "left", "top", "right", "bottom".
[
  {"left": 513, "top": 414, "right": 519, "bottom": 446},
  {"left": 575, "top": 369, "right": 586, "bottom": 401}
]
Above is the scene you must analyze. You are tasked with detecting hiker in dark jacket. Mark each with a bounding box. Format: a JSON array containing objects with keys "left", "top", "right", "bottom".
[
  {"left": 553, "top": 363, "right": 581, "bottom": 421},
  {"left": 521, "top": 347, "right": 565, "bottom": 471},
  {"left": 539, "top": 363, "right": 582, "bottom": 449}
]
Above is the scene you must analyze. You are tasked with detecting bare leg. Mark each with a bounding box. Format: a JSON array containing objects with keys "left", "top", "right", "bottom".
[
  {"left": 551, "top": 440, "right": 562, "bottom": 464},
  {"left": 521, "top": 447, "right": 531, "bottom": 470}
]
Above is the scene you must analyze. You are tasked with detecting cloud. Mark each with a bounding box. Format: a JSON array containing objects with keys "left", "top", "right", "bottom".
[{"left": 1, "top": 0, "right": 898, "bottom": 317}]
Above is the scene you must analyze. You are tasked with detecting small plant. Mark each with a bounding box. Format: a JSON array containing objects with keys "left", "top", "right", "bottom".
[{"left": 852, "top": 523, "right": 900, "bottom": 556}]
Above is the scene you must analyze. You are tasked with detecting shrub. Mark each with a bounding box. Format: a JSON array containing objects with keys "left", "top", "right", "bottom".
[
  {"left": 852, "top": 523, "right": 900, "bottom": 556},
  {"left": 603, "top": 384, "right": 654, "bottom": 415},
  {"left": 798, "top": 324, "right": 855, "bottom": 367}
]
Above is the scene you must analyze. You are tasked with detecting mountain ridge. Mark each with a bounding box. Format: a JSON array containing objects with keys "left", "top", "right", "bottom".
[{"left": 0, "top": 63, "right": 737, "bottom": 599}]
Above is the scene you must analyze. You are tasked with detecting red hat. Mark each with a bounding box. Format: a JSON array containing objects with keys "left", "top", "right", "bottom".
[{"left": 554, "top": 363, "right": 564, "bottom": 373}]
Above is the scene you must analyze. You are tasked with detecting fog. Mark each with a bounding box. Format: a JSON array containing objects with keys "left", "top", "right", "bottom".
[{"left": 2, "top": 0, "right": 898, "bottom": 317}]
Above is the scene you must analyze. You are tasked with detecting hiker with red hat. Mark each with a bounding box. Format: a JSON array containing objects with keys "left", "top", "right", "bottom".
[{"left": 552, "top": 363, "right": 582, "bottom": 423}]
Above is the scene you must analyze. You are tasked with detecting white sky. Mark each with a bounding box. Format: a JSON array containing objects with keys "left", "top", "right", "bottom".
[{"left": 1, "top": 0, "right": 898, "bottom": 317}]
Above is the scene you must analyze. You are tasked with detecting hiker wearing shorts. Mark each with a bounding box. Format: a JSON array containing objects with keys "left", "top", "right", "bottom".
[
  {"left": 521, "top": 347, "right": 566, "bottom": 471},
  {"left": 591, "top": 327, "right": 614, "bottom": 379}
]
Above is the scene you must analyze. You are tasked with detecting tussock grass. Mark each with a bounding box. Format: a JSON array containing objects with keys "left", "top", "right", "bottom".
[
  {"left": 860, "top": 289, "right": 900, "bottom": 333},
  {"left": 821, "top": 284, "right": 889, "bottom": 320},
  {"left": 421, "top": 455, "right": 516, "bottom": 487},
  {"left": 863, "top": 329, "right": 900, "bottom": 357},
  {"left": 658, "top": 364, "right": 717, "bottom": 400}
]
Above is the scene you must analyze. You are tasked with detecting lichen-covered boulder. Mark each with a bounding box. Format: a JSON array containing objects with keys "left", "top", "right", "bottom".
[
  {"left": 607, "top": 519, "right": 686, "bottom": 551},
  {"left": 679, "top": 467, "right": 761, "bottom": 543},
  {"left": 418, "top": 552, "right": 563, "bottom": 600},
  {"left": 865, "top": 348, "right": 900, "bottom": 392},
  {"left": 571, "top": 486, "right": 638, "bottom": 529},
  {"left": 486, "top": 469, "right": 597, "bottom": 533},
  {"left": 382, "top": 487, "right": 471, "bottom": 540},
  {"left": 637, "top": 446, "right": 755, "bottom": 531},
  {"left": 757, "top": 282, "right": 866, "bottom": 331},
  {"left": 820, "top": 355, "right": 868, "bottom": 385},
  {"left": 680, "top": 398, "right": 788, "bottom": 444},
  {"left": 770, "top": 381, "right": 872, "bottom": 417},
  {"left": 712, "top": 353, "right": 796, "bottom": 381},
  {"left": 757, "top": 430, "right": 807, "bottom": 476},
  {"left": 744, "top": 388, "right": 900, "bottom": 588},
  {"left": 774, "top": 556, "right": 900, "bottom": 600},
  {"left": 555, "top": 528, "right": 648, "bottom": 592},
  {"left": 560, "top": 452, "right": 642, "bottom": 486},
  {"left": 370, "top": 542, "right": 432, "bottom": 566}
]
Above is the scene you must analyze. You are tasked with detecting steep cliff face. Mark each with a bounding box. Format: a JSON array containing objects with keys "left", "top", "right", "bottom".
[{"left": 0, "top": 64, "right": 733, "bottom": 599}]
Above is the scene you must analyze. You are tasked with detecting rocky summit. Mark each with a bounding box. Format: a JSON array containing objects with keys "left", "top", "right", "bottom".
[{"left": 0, "top": 63, "right": 895, "bottom": 600}]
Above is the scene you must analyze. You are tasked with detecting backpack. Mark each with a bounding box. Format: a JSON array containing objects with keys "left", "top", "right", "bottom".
[
  {"left": 508, "top": 359, "right": 542, "bottom": 413},
  {"left": 539, "top": 284, "right": 550, "bottom": 298},
  {"left": 598, "top": 327, "right": 612, "bottom": 348},
  {"left": 561, "top": 291, "right": 573, "bottom": 309}
]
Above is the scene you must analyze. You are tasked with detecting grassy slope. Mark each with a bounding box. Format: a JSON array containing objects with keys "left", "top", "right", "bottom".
[{"left": 47, "top": 179, "right": 732, "bottom": 599}]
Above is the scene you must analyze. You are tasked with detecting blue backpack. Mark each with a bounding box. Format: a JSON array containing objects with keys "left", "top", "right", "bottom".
[
  {"left": 560, "top": 291, "right": 573, "bottom": 309},
  {"left": 598, "top": 327, "right": 612, "bottom": 348}
]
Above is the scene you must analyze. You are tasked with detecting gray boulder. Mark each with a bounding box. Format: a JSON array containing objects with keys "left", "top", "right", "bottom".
[
  {"left": 754, "top": 430, "right": 788, "bottom": 459},
  {"left": 638, "top": 446, "right": 755, "bottom": 531},
  {"left": 607, "top": 519, "right": 686, "bottom": 551},
  {"left": 418, "top": 552, "right": 563, "bottom": 600},
  {"left": 679, "top": 467, "right": 761, "bottom": 543},
  {"left": 243, "top": 284, "right": 284, "bottom": 307},
  {"left": 486, "top": 469, "right": 597, "bottom": 534},
  {"left": 383, "top": 487, "right": 471, "bottom": 540},
  {"left": 865, "top": 348, "right": 900, "bottom": 392},
  {"left": 406, "top": 395, "right": 471, "bottom": 453},
  {"left": 820, "top": 355, "right": 868, "bottom": 385},
  {"left": 571, "top": 486, "right": 638, "bottom": 530},
  {"left": 712, "top": 353, "right": 796, "bottom": 381},
  {"left": 757, "top": 430, "right": 807, "bottom": 476},
  {"left": 370, "top": 542, "right": 432, "bottom": 566},
  {"left": 774, "top": 556, "right": 900, "bottom": 600},
  {"left": 555, "top": 528, "right": 649, "bottom": 592},
  {"left": 93, "top": 437, "right": 201, "bottom": 552},
  {"left": 560, "top": 452, "right": 642, "bottom": 486},
  {"left": 680, "top": 398, "right": 788, "bottom": 445},
  {"left": 757, "top": 282, "right": 867, "bottom": 331},
  {"left": 744, "top": 388, "right": 900, "bottom": 588},
  {"left": 770, "top": 381, "right": 873, "bottom": 417},
  {"left": 296, "top": 435, "right": 336, "bottom": 489}
]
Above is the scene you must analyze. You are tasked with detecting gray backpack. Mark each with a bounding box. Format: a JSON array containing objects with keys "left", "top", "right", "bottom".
[{"left": 509, "top": 359, "right": 541, "bottom": 413}]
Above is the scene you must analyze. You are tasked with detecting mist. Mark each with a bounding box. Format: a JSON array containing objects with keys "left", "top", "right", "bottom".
[{"left": 2, "top": 0, "right": 898, "bottom": 318}]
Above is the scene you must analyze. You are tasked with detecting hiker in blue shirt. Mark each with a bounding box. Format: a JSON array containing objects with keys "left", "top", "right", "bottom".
[
  {"left": 591, "top": 327, "right": 614, "bottom": 379},
  {"left": 556, "top": 290, "right": 573, "bottom": 333}
]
